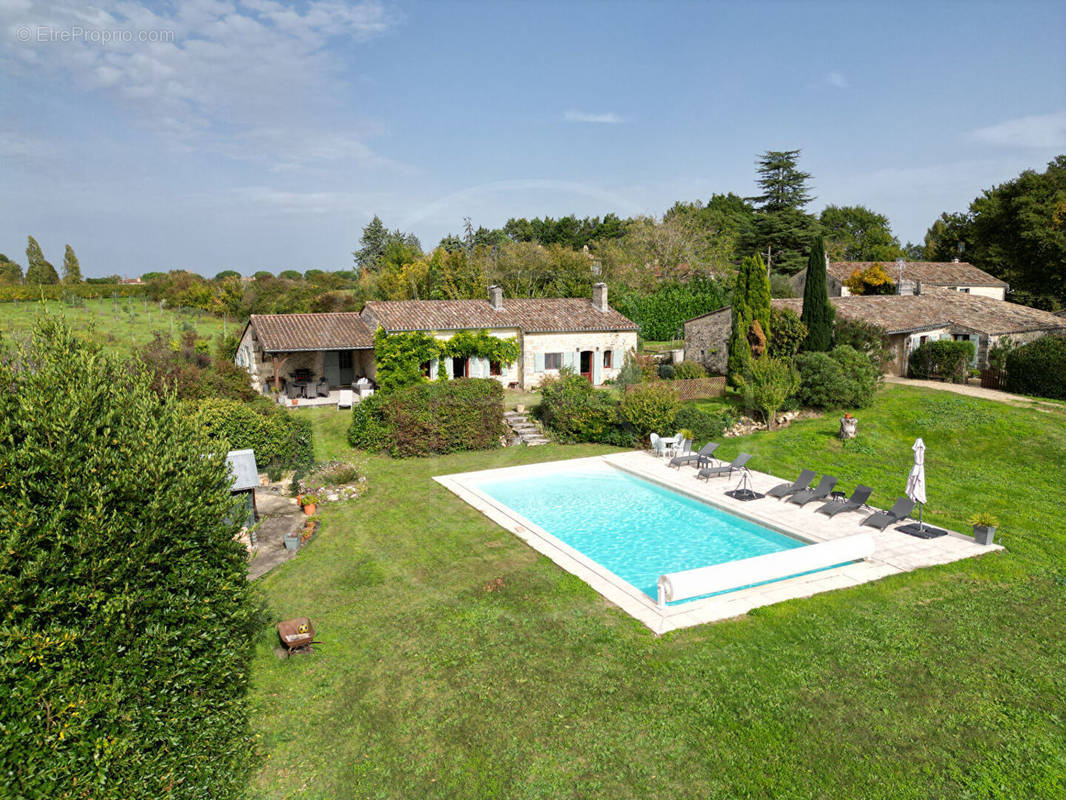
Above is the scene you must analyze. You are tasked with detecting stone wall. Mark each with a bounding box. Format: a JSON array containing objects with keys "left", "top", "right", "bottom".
[{"left": 683, "top": 308, "right": 730, "bottom": 376}]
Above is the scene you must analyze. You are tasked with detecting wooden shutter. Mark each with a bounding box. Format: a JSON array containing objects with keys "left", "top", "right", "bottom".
[
  {"left": 592, "top": 351, "right": 603, "bottom": 384},
  {"left": 534, "top": 352, "right": 545, "bottom": 372},
  {"left": 429, "top": 359, "right": 438, "bottom": 380}
]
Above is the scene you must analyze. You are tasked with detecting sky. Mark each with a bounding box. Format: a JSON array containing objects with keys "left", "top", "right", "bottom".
[{"left": 1, "top": 0, "right": 1064, "bottom": 278}]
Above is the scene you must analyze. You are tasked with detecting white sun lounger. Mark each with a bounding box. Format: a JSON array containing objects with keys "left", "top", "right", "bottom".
[{"left": 337, "top": 389, "right": 354, "bottom": 409}]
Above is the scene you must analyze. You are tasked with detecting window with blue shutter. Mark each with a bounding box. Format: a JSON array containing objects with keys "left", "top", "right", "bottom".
[{"left": 534, "top": 353, "right": 545, "bottom": 372}]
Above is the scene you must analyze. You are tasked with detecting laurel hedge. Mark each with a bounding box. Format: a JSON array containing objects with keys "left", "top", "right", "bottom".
[
  {"left": 1005, "top": 335, "right": 1066, "bottom": 399},
  {"left": 190, "top": 398, "right": 314, "bottom": 477},
  {"left": 0, "top": 319, "right": 260, "bottom": 799}
]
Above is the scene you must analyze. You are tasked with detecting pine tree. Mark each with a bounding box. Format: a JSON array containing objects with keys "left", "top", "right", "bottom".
[
  {"left": 354, "top": 216, "right": 388, "bottom": 271},
  {"left": 749, "top": 150, "right": 821, "bottom": 275},
  {"left": 800, "top": 236, "right": 835, "bottom": 351},
  {"left": 62, "top": 244, "right": 83, "bottom": 284},
  {"left": 752, "top": 150, "right": 813, "bottom": 211},
  {"left": 24, "top": 236, "right": 60, "bottom": 285},
  {"left": 0, "top": 253, "right": 23, "bottom": 285}
]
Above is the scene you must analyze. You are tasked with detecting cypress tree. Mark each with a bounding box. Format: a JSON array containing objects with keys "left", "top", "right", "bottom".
[
  {"left": 25, "top": 236, "right": 60, "bottom": 285},
  {"left": 747, "top": 252, "right": 771, "bottom": 345},
  {"left": 800, "top": 235, "right": 834, "bottom": 351},
  {"left": 62, "top": 244, "right": 83, "bottom": 284},
  {"left": 727, "top": 256, "right": 751, "bottom": 385}
]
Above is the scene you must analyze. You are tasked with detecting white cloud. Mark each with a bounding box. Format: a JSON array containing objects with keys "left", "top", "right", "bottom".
[
  {"left": 826, "top": 71, "right": 849, "bottom": 89},
  {"left": 970, "top": 111, "right": 1066, "bottom": 149},
  {"left": 0, "top": 0, "right": 400, "bottom": 165},
  {"left": 564, "top": 110, "right": 624, "bottom": 124}
]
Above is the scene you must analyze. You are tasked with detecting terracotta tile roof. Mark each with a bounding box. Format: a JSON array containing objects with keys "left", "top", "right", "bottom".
[
  {"left": 249, "top": 313, "right": 374, "bottom": 352},
  {"left": 362, "top": 298, "right": 638, "bottom": 333},
  {"left": 828, "top": 261, "right": 1008, "bottom": 288},
  {"left": 773, "top": 290, "right": 1066, "bottom": 336}
]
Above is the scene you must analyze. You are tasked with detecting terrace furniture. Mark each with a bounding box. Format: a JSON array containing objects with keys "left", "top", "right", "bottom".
[
  {"left": 787, "top": 475, "right": 838, "bottom": 506},
  {"left": 669, "top": 438, "right": 691, "bottom": 459},
  {"left": 697, "top": 452, "right": 752, "bottom": 481},
  {"left": 766, "top": 469, "right": 816, "bottom": 499},
  {"left": 317, "top": 379, "right": 330, "bottom": 397},
  {"left": 815, "top": 485, "right": 873, "bottom": 518},
  {"left": 861, "top": 497, "right": 917, "bottom": 530},
  {"left": 650, "top": 433, "right": 667, "bottom": 458},
  {"left": 669, "top": 441, "right": 719, "bottom": 469},
  {"left": 337, "top": 389, "right": 354, "bottom": 409}
]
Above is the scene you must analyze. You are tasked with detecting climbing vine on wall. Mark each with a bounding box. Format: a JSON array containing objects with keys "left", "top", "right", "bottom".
[{"left": 373, "top": 328, "right": 520, "bottom": 394}]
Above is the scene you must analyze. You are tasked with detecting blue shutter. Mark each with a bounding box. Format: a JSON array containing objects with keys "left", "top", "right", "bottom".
[
  {"left": 612, "top": 349, "right": 623, "bottom": 370},
  {"left": 429, "top": 359, "right": 438, "bottom": 380},
  {"left": 592, "top": 351, "right": 603, "bottom": 384},
  {"left": 443, "top": 357, "right": 453, "bottom": 378},
  {"left": 562, "top": 351, "right": 575, "bottom": 370},
  {"left": 469, "top": 358, "right": 482, "bottom": 378},
  {"left": 534, "top": 352, "right": 544, "bottom": 373}
]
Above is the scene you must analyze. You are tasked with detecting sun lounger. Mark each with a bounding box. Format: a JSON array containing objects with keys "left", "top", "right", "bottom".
[
  {"left": 861, "top": 497, "right": 917, "bottom": 530},
  {"left": 787, "top": 475, "right": 838, "bottom": 506},
  {"left": 337, "top": 389, "right": 354, "bottom": 409},
  {"left": 697, "top": 452, "right": 752, "bottom": 481},
  {"left": 815, "top": 485, "right": 873, "bottom": 517},
  {"left": 766, "top": 469, "right": 816, "bottom": 499},
  {"left": 669, "top": 441, "right": 719, "bottom": 469}
]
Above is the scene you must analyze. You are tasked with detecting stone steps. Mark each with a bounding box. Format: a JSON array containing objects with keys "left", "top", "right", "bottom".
[{"left": 504, "top": 411, "right": 550, "bottom": 446}]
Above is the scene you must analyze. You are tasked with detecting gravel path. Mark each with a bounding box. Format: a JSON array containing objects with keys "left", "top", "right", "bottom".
[{"left": 884, "top": 375, "right": 1065, "bottom": 411}]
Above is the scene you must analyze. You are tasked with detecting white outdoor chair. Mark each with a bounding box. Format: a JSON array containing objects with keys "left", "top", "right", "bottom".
[{"left": 337, "top": 389, "right": 354, "bottom": 409}]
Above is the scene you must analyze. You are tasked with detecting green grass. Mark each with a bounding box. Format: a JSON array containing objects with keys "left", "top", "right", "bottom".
[
  {"left": 249, "top": 386, "right": 1066, "bottom": 799},
  {"left": 0, "top": 297, "right": 230, "bottom": 355}
]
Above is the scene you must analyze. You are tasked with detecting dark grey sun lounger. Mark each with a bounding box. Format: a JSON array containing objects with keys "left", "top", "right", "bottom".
[
  {"left": 815, "top": 485, "right": 873, "bottom": 517},
  {"left": 697, "top": 452, "right": 752, "bottom": 480},
  {"left": 766, "top": 469, "right": 816, "bottom": 499},
  {"left": 787, "top": 475, "right": 838, "bottom": 506},
  {"left": 861, "top": 497, "right": 917, "bottom": 530},
  {"left": 670, "top": 442, "right": 719, "bottom": 469}
]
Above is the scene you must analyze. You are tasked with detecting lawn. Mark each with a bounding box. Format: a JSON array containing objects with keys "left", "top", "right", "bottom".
[
  {"left": 0, "top": 297, "right": 230, "bottom": 355},
  {"left": 249, "top": 385, "right": 1066, "bottom": 799}
]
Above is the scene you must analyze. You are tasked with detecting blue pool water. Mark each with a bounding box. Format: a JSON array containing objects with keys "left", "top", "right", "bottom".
[{"left": 475, "top": 465, "right": 807, "bottom": 603}]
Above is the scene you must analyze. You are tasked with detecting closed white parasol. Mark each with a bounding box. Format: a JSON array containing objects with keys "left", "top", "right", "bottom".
[{"left": 905, "top": 437, "right": 930, "bottom": 532}]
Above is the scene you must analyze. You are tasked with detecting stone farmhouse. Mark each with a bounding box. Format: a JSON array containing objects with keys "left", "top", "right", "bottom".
[
  {"left": 235, "top": 283, "right": 638, "bottom": 395},
  {"left": 790, "top": 259, "right": 1008, "bottom": 300},
  {"left": 684, "top": 287, "right": 1066, "bottom": 377}
]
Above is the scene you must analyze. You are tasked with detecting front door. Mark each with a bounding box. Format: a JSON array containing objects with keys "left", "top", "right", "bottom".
[{"left": 579, "top": 350, "right": 593, "bottom": 382}]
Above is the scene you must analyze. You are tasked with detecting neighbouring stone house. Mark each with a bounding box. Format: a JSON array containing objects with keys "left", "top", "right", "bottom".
[
  {"left": 236, "top": 283, "right": 639, "bottom": 394},
  {"left": 684, "top": 288, "right": 1066, "bottom": 377},
  {"left": 790, "top": 259, "right": 1008, "bottom": 300}
]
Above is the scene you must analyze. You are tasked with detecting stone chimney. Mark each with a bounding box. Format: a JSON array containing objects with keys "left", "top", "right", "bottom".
[
  {"left": 592, "top": 282, "right": 608, "bottom": 312},
  {"left": 952, "top": 257, "right": 960, "bottom": 263},
  {"left": 488, "top": 284, "right": 503, "bottom": 311}
]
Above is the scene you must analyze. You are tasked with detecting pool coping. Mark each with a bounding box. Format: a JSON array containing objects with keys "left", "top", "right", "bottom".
[{"left": 434, "top": 452, "right": 1001, "bottom": 633}]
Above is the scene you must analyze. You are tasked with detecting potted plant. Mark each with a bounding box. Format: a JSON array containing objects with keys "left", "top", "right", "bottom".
[
  {"left": 301, "top": 515, "right": 320, "bottom": 544},
  {"left": 283, "top": 530, "right": 301, "bottom": 551},
  {"left": 968, "top": 512, "right": 999, "bottom": 545},
  {"left": 300, "top": 493, "right": 320, "bottom": 516}
]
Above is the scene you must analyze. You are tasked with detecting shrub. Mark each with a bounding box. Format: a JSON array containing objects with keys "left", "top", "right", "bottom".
[
  {"left": 908, "top": 339, "right": 975, "bottom": 383},
  {"left": 535, "top": 373, "right": 624, "bottom": 444},
  {"left": 614, "top": 351, "right": 644, "bottom": 389},
  {"left": 1005, "top": 335, "right": 1066, "bottom": 399},
  {"left": 657, "top": 362, "right": 675, "bottom": 380},
  {"left": 347, "top": 392, "right": 390, "bottom": 451},
  {"left": 834, "top": 317, "right": 890, "bottom": 371},
  {"left": 139, "top": 331, "right": 256, "bottom": 402},
  {"left": 190, "top": 398, "right": 314, "bottom": 474},
  {"left": 737, "top": 357, "right": 799, "bottom": 428},
  {"left": 674, "top": 402, "right": 737, "bottom": 444},
  {"left": 672, "top": 360, "right": 707, "bottom": 380},
  {"left": 384, "top": 378, "right": 505, "bottom": 457},
  {"left": 987, "top": 336, "right": 1016, "bottom": 372},
  {"left": 0, "top": 319, "right": 259, "bottom": 798},
  {"left": 768, "top": 306, "right": 807, "bottom": 360},
  {"left": 617, "top": 381, "right": 681, "bottom": 439},
  {"left": 795, "top": 345, "right": 880, "bottom": 409}
]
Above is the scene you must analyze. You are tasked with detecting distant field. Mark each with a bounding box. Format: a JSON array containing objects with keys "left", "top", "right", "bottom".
[{"left": 0, "top": 297, "right": 234, "bottom": 356}]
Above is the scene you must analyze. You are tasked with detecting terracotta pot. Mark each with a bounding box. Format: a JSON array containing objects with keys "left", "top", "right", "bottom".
[
  {"left": 302, "top": 503, "right": 316, "bottom": 515},
  {"left": 291, "top": 398, "right": 299, "bottom": 406}
]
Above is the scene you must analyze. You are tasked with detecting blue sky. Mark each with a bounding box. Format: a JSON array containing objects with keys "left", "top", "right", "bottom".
[{"left": 1, "top": 0, "right": 1064, "bottom": 277}]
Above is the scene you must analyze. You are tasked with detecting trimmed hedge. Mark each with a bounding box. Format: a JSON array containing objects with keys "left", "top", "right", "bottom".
[
  {"left": 908, "top": 339, "right": 975, "bottom": 383},
  {"left": 0, "top": 319, "right": 259, "bottom": 798},
  {"left": 1005, "top": 335, "right": 1066, "bottom": 399},
  {"left": 348, "top": 379, "right": 506, "bottom": 457},
  {"left": 618, "top": 382, "right": 682, "bottom": 438},
  {"left": 190, "top": 398, "right": 314, "bottom": 476}
]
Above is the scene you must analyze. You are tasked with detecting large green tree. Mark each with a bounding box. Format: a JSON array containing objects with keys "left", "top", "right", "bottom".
[
  {"left": 800, "top": 235, "right": 834, "bottom": 351},
  {"left": 0, "top": 319, "right": 259, "bottom": 798},
  {"left": 61, "top": 244, "right": 83, "bottom": 284},
  {"left": 24, "top": 235, "right": 60, "bottom": 284},
  {"left": 0, "top": 253, "right": 23, "bottom": 284},
  {"left": 749, "top": 150, "right": 821, "bottom": 275},
  {"left": 727, "top": 253, "right": 772, "bottom": 385},
  {"left": 820, "top": 205, "right": 904, "bottom": 261}
]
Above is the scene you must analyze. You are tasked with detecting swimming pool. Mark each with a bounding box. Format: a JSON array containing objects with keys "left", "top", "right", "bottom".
[{"left": 474, "top": 461, "right": 808, "bottom": 603}]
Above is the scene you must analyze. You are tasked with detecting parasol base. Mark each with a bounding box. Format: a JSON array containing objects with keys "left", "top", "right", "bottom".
[
  {"left": 896, "top": 523, "right": 947, "bottom": 539},
  {"left": 725, "top": 489, "right": 764, "bottom": 501}
]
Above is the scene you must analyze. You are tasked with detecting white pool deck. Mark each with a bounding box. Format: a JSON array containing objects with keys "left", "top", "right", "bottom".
[{"left": 434, "top": 451, "right": 1002, "bottom": 634}]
